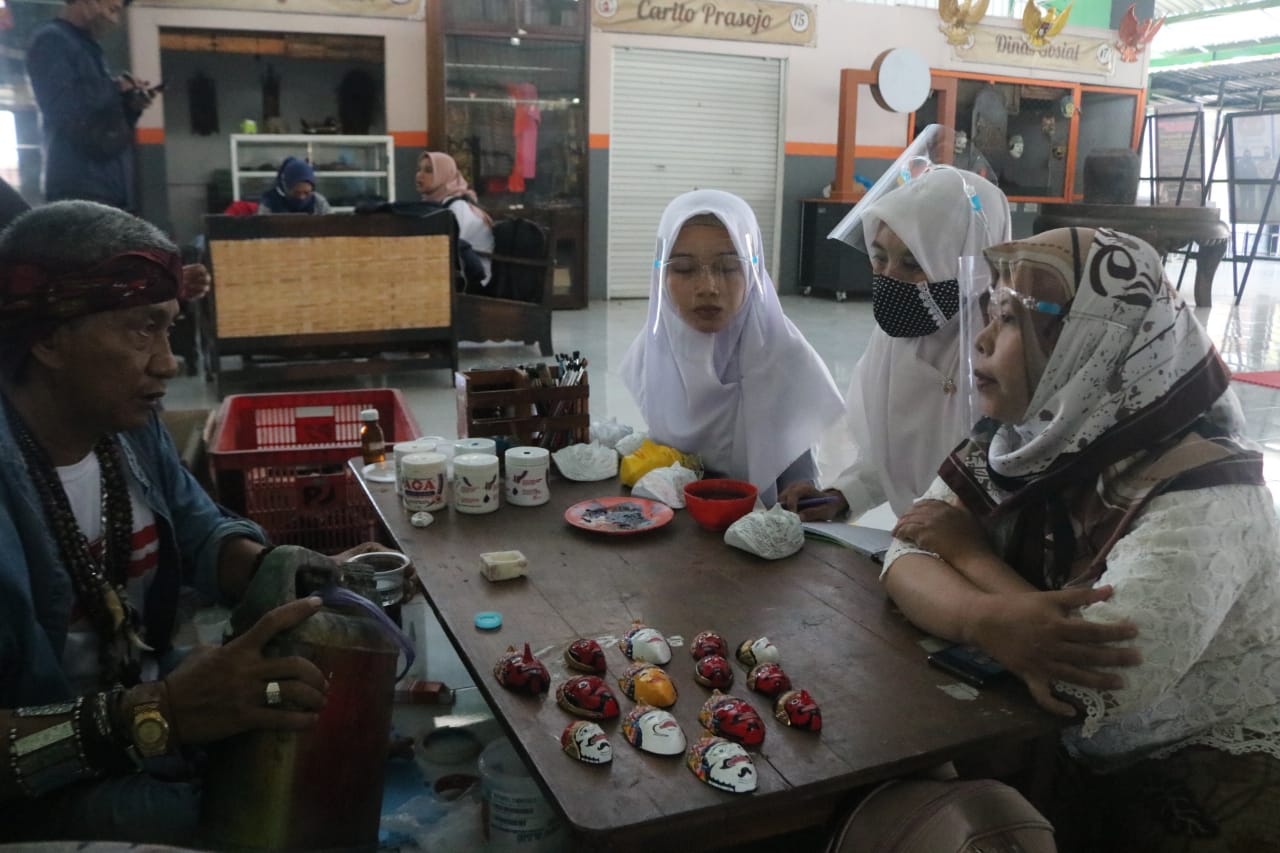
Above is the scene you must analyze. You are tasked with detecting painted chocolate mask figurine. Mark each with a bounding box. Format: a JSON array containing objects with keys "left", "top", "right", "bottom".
[
  {"left": 618, "top": 662, "right": 677, "bottom": 707},
  {"left": 621, "top": 622, "right": 673, "bottom": 665},
  {"left": 694, "top": 654, "right": 734, "bottom": 690},
  {"left": 954, "top": 130, "right": 969, "bottom": 155},
  {"left": 493, "top": 643, "right": 550, "bottom": 695},
  {"left": 564, "top": 638, "right": 607, "bottom": 674},
  {"left": 1008, "top": 134, "right": 1025, "bottom": 160},
  {"left": 562, "top": 720, "right": 613, "bottom": 765},
  {"left": 736, "top": 636, "right": 781, "bottom": 668},
  {"left": 747, "top": 663, "right": 792, "bottom": 698},
  {"left": 699, "top": 692, "right": 766, "bottom": 747},
  {"left": 775, "top": 689, "right": 823, "bottom": 732},
  {"left": 689, "top": 630, "right": 729, "bottom": 661},
  {"left": 557, "top": 675, "right": 621, "bottom": 720},
  {"left": 687, "top": 736, "right": 758, "bottom": 794},
  {"left": 621, "top": 705, "right": 687, "bottom": 756}
]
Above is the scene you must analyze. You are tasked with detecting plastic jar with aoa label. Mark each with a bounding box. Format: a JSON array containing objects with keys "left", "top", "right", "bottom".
[
  {"left": 453, "top": 453, "right": 500, "bottom": 514},
  {"left": 401, "top": 452, "right": 448, "bottom": 512},
  {"left": 504, "top": 447, "right": 550, "bottom": 507}
]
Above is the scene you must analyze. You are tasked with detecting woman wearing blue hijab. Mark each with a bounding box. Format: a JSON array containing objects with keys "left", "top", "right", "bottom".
[{"left": 257, "top": 156, "right": 331, "bottom": 214}]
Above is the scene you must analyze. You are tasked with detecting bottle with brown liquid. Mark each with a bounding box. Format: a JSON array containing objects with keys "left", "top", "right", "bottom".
[{"left": 359, "top": 408, "right": 386, "bottom": 464}]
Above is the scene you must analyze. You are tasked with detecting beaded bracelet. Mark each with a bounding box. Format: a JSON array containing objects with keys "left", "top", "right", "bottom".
[{"left": 7, "top": 697, "right": 94, "bottom": 798}]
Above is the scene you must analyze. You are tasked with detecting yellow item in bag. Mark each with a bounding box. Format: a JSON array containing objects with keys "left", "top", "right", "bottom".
[{"left": 619, "top": 439, "right": 701, "bottom": 487}]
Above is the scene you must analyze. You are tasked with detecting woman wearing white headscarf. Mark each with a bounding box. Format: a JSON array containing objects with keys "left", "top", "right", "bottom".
[
  {"left": 780, "top": 163, "right": 1011, "bottom": 520},
  {"left": 883, "top": 227, "right": 1277, "bottom": 852},
  {"left": 620, "top": 190, "right": 845, "bottom": 506}
]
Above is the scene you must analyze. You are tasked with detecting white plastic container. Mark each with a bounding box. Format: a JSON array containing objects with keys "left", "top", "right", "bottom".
[
  {"left": 504, "top": 447, "right": 550, "bottom": 507},
  {"left": 402, "top": 451, "right": 448, "bottom": 512},
  {"left": 393, "top": 437, "right": 438, "bottom": 494},
  {"left": 478, "top": 738, "right": 564, "bottom": 852},
  {"left": 452, "top": 453, "right": 500, "bottom": 514},
  {"left": 454, "top": 437, "right": 497, "bottom": 459}
]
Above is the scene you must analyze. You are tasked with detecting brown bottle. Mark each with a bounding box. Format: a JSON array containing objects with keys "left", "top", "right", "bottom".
[{"left": 359, "top": 408, "right": 386, "bottom": 464}]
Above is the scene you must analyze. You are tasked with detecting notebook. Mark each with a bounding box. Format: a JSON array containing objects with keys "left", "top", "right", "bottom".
[{"left": 801, "top": 521, "right": 894, "bottom": 563}]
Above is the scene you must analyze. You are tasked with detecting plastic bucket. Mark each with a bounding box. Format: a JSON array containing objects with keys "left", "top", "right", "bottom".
[{"left": 478, "top": 739, "right": 565, "bottom": 852}]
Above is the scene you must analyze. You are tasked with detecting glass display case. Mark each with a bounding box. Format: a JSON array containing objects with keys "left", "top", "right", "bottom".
[
  {"left": 913, "top": 73, "right": 1142, "bottom": 203},
  {"left": 229, "top": 134, "right": 395, "bottom": 211},
  {"left": 429, "top": 0, "right": 588, "bottom": 308}
]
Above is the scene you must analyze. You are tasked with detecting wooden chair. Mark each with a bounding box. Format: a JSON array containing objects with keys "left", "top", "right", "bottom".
[{"left": 455, "top": 218, "right": 554, "bottom": 356}]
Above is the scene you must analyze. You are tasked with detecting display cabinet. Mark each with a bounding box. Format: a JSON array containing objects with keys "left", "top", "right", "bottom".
[
  {"left": 427, "top": 0, "right": 589, "bottom": 308},
  {"left": 911, "top": 72, "right": 1143, "bottom": 203},
  {"left": 229, "top": 134, "right": 395, "bottom": 211}
]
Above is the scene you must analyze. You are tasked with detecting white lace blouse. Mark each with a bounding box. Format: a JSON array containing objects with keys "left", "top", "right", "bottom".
[{"left": 884, "top": 478, "right": 1280, "bottom": 768}]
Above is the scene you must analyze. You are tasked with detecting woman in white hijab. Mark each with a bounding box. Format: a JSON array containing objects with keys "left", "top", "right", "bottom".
[
  {"left": 620, "top": 190, "right": 845, "bottom": 506},
  {"left": 780, "top": 154, "right": 1011, "bottom": 521}
]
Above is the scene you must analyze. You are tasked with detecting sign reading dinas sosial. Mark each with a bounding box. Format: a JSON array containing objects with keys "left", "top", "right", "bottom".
[
  {"left": 592, "top": 0, "right": 816, "bottom": 47},
  {"left": 954, "top": 24, "right": 1115, "bottom": 76},
  {"left": 133, "top": 0, "right": 423, "bottom": 19}
]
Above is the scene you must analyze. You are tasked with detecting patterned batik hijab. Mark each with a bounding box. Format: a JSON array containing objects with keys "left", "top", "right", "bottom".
[{"left": 941, "top": 227, "right": 1263, "bottom": 590}]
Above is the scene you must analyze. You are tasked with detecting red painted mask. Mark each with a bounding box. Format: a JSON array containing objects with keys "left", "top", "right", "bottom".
[
  {"left": 699, "top": 692, "right": 765, "bottom": 747},
  {"left": 564, "top": 638, "right": 606, "bottom": 675},
  {"left": 493, "top": 643, "right": 550, "bottom": 695},
  {"left": 689, "top": 630, "right": 729, "bottom": 661},
  {"left": 774, "top": 689, "right": 822, "bottom": 732},
  {"left": 747, "top": 663, "right": 792, "bottom": 698},
  {"left": 556, "top": 675, "right": 621, "bottom": 720},
  {"left": 694, "top": 654, "right": 734, "bottom": 690}
]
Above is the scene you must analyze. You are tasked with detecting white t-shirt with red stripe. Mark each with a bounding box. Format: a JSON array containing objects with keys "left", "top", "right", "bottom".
[{"left": 57, "top": 450, "right": 160, "bottom": 694}]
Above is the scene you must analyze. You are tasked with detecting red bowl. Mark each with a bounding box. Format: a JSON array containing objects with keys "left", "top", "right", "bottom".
[{"left": 683, "top": 479, "right": 758, "bottom": 532}]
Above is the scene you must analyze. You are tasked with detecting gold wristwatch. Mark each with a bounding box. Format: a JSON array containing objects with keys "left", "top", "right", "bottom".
[{"left": 130, "top": 700, "right": 171, "bottom": 759}]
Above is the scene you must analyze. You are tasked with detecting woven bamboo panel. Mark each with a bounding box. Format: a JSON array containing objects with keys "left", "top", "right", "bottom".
[{"left": 210, "top": 234, "right": 452, "bottom": 338}]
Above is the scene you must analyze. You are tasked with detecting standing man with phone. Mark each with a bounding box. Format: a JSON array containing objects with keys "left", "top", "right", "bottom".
[{"left": 26, "top": 0, "right": 157, "bottom": 213}]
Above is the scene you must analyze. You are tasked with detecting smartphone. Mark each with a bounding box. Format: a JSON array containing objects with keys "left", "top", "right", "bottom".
[{"left": 926, "top": 643, "right": 1009, "bottom": 687}]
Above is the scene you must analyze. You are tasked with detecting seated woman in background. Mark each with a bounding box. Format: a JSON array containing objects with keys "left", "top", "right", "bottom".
[
  {"left": 257, "top": 156, "right": 331, "bottom": 215},
  {"left": 417, "top": 151, "right": 494, "bottom": 287},
  {"left": 620, "top": 189, "right": 845, "bottom": 506},
  {"left": 884, "top": 226, "right": 1280, "bottom": 851},
  {"left": 779, "top": 159, "right": 1011, "bottom": 522}
]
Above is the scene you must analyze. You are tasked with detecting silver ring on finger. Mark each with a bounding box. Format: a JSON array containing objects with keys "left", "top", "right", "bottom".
[{"left": 265, "top": 680, "right": 282, "bottom": 707}]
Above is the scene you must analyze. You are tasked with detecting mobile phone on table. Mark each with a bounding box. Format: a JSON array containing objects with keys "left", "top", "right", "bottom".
[{"left": 926, "top": 643, "right": 1009, "bottom": 687}]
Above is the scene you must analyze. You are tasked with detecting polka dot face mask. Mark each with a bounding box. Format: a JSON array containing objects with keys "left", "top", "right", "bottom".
[{"left": 871, "top": 274, "right": 960, "bottom": 338}]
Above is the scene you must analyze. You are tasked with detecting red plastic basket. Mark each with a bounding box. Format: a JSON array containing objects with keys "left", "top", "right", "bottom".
[{"left": 208, "top": 390, "right": 421, "bottom": 552}]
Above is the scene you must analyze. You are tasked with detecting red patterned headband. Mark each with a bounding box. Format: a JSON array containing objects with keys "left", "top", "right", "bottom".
[{"left": 0, "top": 249, "right": 181, "bottom": 335}]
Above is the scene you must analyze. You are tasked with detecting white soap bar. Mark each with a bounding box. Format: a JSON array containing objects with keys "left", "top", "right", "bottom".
[{"left": 480, "top": 550, "right": 528, "bottom": 582}]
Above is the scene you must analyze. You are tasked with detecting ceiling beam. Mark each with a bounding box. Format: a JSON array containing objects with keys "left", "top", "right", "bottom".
[
  {"left": 1150, "top": 38, "right": 1280, "bottom": 68},
  {"left": 1166, "top": 0, "right": 1280, "bottom": 25}
]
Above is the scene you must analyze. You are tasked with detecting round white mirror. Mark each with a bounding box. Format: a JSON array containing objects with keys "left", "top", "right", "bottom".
[{"left": 871, "top": 48, "right": 931, "bottom": 114}]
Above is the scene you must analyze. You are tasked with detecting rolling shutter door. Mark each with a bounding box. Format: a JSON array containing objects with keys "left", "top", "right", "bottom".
[{"left": 607, "top": 48, "right": 784, "bottom": 298}]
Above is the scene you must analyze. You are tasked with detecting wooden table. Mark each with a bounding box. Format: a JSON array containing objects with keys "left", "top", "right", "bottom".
[{"left": 353, "top": 465, "right": 1053, "bottom": 852}]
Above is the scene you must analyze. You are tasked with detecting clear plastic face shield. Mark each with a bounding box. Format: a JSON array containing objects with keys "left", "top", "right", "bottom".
[
  {"left": 651, "top": 205, "right": 767, "bottom": 335},
  {"left": 960, "top": 256, "right": 1075, "bottom": 425},
  {"left": 827, "top": 124, "right": 971, "bottom": 250}
]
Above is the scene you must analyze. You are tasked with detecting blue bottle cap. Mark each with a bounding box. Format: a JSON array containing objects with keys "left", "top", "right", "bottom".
[{"left": 474, "top": 611, "right": 503, "bottom": 631}]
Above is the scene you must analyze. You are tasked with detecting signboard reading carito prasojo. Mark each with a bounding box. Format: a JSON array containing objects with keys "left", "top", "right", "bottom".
[
  {"left": 592, "top": 0, "right": 816, "bottom": 47},
  {"left": 133, "top": 0, "right": 423, "bottom": 19}
]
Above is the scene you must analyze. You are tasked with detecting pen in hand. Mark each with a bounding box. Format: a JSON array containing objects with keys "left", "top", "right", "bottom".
[{"left": 796, "top": 495, "right": 841, "bottom": 509}]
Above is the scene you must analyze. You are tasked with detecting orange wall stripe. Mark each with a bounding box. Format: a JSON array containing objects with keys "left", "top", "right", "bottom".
[
  {"left": 135, "top": 127, "right": 164, "bottom": 145},
  {"left": 785, "top": 142, "right": 902, "bottom": 159},
  {"left": 391, "top": 131, "right": 428, "bottom": 148},
  {"left": 589, "top": 133, "right": 609, "bottom": 150}
]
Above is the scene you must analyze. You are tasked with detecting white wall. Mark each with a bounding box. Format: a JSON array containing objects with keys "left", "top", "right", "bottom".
[{"left": 589, "top": 2, "right": 1149, "bottom": 147}]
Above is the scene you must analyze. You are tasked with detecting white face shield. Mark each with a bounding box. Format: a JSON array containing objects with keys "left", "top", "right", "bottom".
[{"left": 655, "top": 202, "right": 762, "bottom": 335}]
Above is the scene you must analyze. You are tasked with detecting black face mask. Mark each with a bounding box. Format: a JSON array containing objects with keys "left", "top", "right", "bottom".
[{"left": 871, "top": 275, "right": 960, "bottom": 338}]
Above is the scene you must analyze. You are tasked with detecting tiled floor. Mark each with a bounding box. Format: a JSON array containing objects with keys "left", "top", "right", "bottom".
[{"left": 168, "top": 252, "right": 1280, "bottom": 846}]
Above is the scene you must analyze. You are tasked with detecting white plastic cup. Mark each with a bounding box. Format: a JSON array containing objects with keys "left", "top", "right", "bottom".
[
  {"left": 453, "top": 453, "right": 500, "bottom": 514},
  {"left": 504, "top": 447, "right": 550, "bottom": 507}
]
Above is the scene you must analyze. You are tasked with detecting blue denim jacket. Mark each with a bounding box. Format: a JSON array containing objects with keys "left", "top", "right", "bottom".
[{"left": 0, "top": 411, "right": 264, "bottom": 708}]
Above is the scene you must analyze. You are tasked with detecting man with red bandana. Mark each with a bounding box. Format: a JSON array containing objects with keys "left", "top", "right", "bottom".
[{"left": 0, "top": 201, "right": 371, "bottom": 843}]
